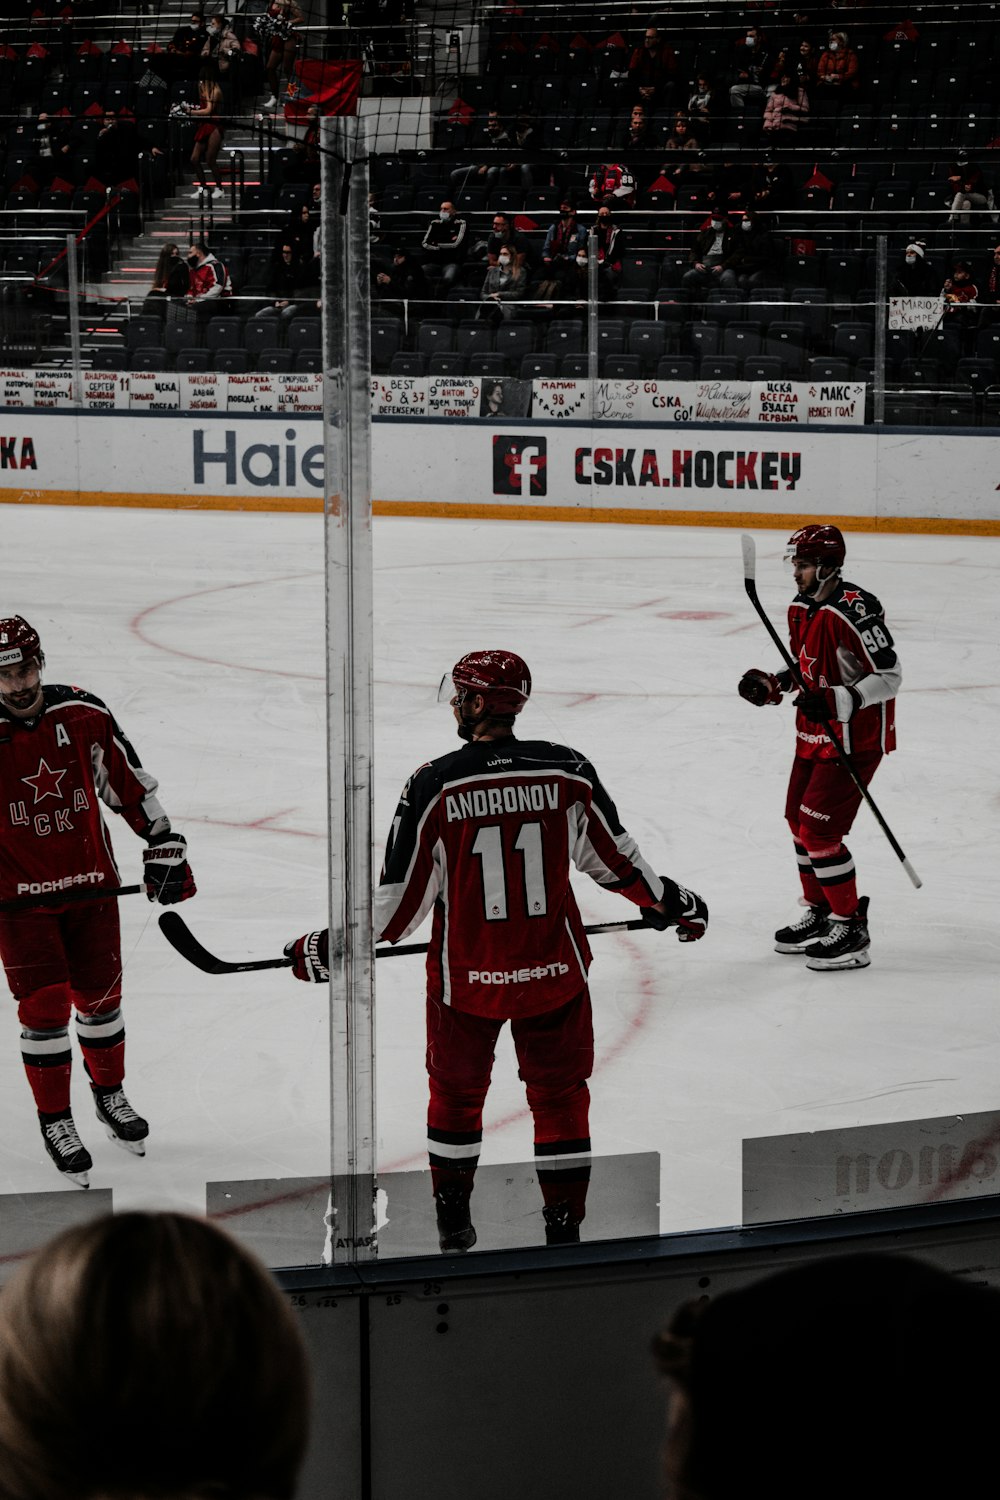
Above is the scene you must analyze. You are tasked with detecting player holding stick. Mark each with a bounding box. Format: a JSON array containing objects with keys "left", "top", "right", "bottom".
[
  {"left": 0, "top": 617, "right": 196, "bottom": 1187},
  {"left": 288, "top": 650, "right": 707, "bottom": 1251},
  {"left": 738, "top": 525, "right": 901, "bottom": 971}
]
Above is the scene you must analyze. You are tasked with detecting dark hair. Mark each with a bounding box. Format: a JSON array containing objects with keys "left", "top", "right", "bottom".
[
  {"left": 0, "top": 1212, "right": 311, "bottom": 1500},
  {"left": 654, "top": 1253, "right": 1000, "bottom": 1500}
]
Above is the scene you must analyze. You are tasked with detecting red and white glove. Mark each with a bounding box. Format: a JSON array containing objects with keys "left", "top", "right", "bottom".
[
  {"left": 143, "top": 831, "right": 196, "bottom": 905},
  {"left": 284, "top": 929, "right": 330, "bottom": 983}
]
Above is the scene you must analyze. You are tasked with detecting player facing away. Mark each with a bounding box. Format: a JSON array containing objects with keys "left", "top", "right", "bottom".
[
  {"left": 0, "top": 617, "right": 196, "bottom": 1188},
  {"left": 739, "top": 525, "right": 900, "bottom": 971},
  {"left": 287, "top": 649, "right": 708, "bottom": 1252}
]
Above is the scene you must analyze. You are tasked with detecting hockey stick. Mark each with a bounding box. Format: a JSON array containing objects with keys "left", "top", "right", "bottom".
[
  {"left": 158, "top": 911, "right": 649, "bottom": 976},
  {"left": 741, "top": 534, "right": 922, "bottom": 890},
  {"left": 0, "top": 884, "right": 142, "bottom": 914}
]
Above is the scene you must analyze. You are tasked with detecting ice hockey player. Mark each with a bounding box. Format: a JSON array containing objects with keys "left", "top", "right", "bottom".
[
  {"left": 0, "top": 616, "right": 196, "bottom": 1188},
  {"left": 287, "top": 649, "right": 708, "bottom": 1252},
  {"left": 738, "top": 525, "right": 900, "bottom": 971}
]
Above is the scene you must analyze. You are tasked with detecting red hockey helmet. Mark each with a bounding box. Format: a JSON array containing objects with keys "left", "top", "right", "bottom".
[
  {"left": 785, "top": 524, "right": 846, "bottom": 569},
  {"left": 0, "top": 615, "right": 43, "bottom": 670},
  {"left": 451, "top": 650, "right": 531, "bottom": 718}
]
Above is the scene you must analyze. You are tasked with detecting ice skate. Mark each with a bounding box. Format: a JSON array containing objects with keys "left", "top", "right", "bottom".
[
  {"left": 435, "top": 1188, "right": 477, "bottom": 1253},
  {"left": 774, "top": 901, "right": 831, "bottom": 953},
  {"left": 542, "top": 1202, "right": 582, "bottom": 1246},
  {"left": 92, "top": 1085, "right": 149, "bottom": 1155},
  {"left": 39, "top": 1111, "right": 92, "bottom": 1188},
  {"left": 804, "top": 897, "right": 871, "bottom": 971}
]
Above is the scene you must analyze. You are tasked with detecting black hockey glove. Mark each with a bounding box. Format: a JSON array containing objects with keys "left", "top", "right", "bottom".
[
  {"left": 641, "top": 878, "right": 709, "bottom": 942},
  {"left": 795, "top": 686, "right": 863, "bottom": 724},
  {"left": 738, "top": 668, "right": 792, "bottom": 706},
  {"left": 143, "top": 830, "right": 196, "bottom": 904},
  {"left": 284, "top": 929, "right": 330, "bottom": 983}
]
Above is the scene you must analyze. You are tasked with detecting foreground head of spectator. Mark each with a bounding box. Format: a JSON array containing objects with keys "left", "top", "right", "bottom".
[
  {"left": 0, "top": 1211, "right": 311, "bottom": 1500},
  {"left": 653, "top": 1252, "right": 1000, "bottom": 1500}
]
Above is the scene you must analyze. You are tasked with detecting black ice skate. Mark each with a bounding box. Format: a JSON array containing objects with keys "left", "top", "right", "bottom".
[
  {"left": 39, "top": 1110, "right": 92, "bottom": 1188},
  {"left": 92, "top": 1085, "right": 149, "bottom": 1155},
  {"left": 774, "top": 900, "right": 831, "bottom": 953},
  {"left": 435, "top": 1188, "right": 477, "bottom": 1253},
  {"left": 804, "top": 897, "right": 871, "bottom": 971},
  {"left": 542, "top": 1202, "right": 582, "bottom": 1246}
]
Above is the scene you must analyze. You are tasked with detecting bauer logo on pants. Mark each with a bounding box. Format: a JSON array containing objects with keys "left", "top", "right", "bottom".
[{"left": 492, "top": 436, "right": 547, "bottom": 497}]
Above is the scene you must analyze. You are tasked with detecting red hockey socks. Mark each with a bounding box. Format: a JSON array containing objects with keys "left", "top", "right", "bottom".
[
  {"left": 20, "top": 1024, "right": 73, "bottom": 1114},
  {"left": 793, "top": 837, "right": 825, "bottom": 906},
  {"left": 75, "top": 1005, "right": 126, "bottom": 1088},
  {"left": 803, "top": 841, "right": 859, "bottom": 918}
]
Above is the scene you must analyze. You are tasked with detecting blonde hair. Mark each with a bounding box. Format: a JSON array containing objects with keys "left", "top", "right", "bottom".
[{"left": 0, "top": 1212, "right": 310, "bottom": 1500}]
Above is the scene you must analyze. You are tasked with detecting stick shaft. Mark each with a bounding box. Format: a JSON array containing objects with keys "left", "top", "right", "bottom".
[{"left": 0, "top": 883, "right": 142, "bottom": 914}]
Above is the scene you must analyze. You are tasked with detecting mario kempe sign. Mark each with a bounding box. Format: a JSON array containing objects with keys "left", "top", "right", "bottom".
[{"left": 492, "top": 436, "right": 547, "bottom": 497}]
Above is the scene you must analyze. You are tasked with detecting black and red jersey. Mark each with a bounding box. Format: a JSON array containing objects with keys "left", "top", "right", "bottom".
[
  {"left": 373, "top": 736, "right": 663, "bottom": 1019},
  {"left": 788, "top": 580, "right": 899, "bottom": 760},
  {"left": 0, "top": 684, "right": 168, "bottom": 902}
]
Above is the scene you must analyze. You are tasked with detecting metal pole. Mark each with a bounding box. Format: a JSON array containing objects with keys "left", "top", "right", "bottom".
[
  {"left": 873, "top": 233, "right": 887, "bottom": 426},
  {"left": 321, "top": 115, "right": 377, "bottom": 1265},
  {"left": 587, "top": 224, "right": 598, "bottom": 422},
  {"left": 65, "top": 232, "right": 82, "bottom": 407}
]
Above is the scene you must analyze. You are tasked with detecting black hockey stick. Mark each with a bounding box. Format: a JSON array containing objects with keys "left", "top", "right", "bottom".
[
  {"left": 158, "top": 911, "right": 649, "bottom": 976},
  {"left": 741, "top": 534, "right": 921, "bottom": 890},
  {"left": 0, "top": 883, "right": 142, "bottom": 914}
]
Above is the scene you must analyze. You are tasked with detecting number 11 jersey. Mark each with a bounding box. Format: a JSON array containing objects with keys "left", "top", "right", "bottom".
[{"left": 374, "top": 737, "right": 664, "bottom": 1019}]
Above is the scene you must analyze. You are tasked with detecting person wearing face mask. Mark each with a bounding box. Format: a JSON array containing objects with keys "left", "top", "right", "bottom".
[
  {"left": 682, "top": 211, "right": 736, "bottom": 300},
  {"left": 720, "top": 209, "right": 780, "bottom": 291},
  {"left": 891, "top": 240, "right": 937, "bottom": 297},
  {"left": 729, "top": 24, "right": 770, "bottom": 114},
  {"left": 595, "top": 206, "right": 625, "bottom": 299},
  {"left": 168, "top": 11, "right": 207, "bottom": 78},
  {"left": 540, "top": 201, "right": 588, "bottom": 295},
  {"left": 814, "top": 30, "right": 859, "bottom": 116},
  {"left": 479, "top": 245, "right": 527, "bottom": 323},
  {"left": 420, "top": 199, "right": 468, "bottom": 287},
  {"left": 201, "top": 12, "right": 241, "bottom": 75}
]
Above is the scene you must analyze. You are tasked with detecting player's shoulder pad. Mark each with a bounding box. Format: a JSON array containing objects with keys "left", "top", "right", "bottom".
[
  {"left": 824, "top": 583, "right": 885, "bottom": 629},
  {"left": 43, "top": 684, "right": 109, "bottom": 711}
]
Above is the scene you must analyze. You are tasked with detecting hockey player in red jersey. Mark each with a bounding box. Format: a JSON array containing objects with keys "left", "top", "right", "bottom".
[
  {"left": 0, "top": 616, "right": 196, "bottom": 1187},
  {"left": 738, "top": 525, "right": 901, "bottom": 971},
  {"left": 287, "top": 649, "right": 707, "bottom": 1252}
]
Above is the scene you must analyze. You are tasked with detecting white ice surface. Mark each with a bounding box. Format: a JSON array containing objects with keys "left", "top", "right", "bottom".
[{"left": 1, "top": 507, "right": 998, "bottom": 1242}]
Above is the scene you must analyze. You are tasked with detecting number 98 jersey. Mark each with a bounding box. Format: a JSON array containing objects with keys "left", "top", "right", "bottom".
[
  {"left": 373, "top": 738, "right": 664, "bottom": 1018},
  {"left": 788, "top": 580, "right": 899, "bottom": 760}
]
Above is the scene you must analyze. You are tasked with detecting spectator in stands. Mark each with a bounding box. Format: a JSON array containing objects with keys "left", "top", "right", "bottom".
[
  {"left": 595, "top": 205, "right": 625, "bottom": 300},
  {"left": 145, "top": 243, "right": 190, "bottom": 314},
  {"left": 488, "top": 113, "right": 539, "bottom": 191},
  {"left": 479, "top": 247, "right": 527, "bottom": 323},
  {"left": 750, "top": 157, "right": 794, "bottom": 213},
  {"left": 730, "top": 23, "right": 770, "bottom": 114},
  {"left": 421, "top": 200, "right": 468, "bottom": 287},
  {"left": 761, "top": 72, "right": 809, "bottom": 146},
  {"left": 374, "top": 247, "right": 429, "bottom": 310},
  {"left": 260, "top": 0, "right": 304, "bottom": 111},
  {"left": 891, "top": 240, "right": 938, "bottom": 296},
  {"left": 722, "top": 209, "right": 781, "bottom": 290},
  {"left": 284, "top": 199, "right": 319, "bottom": 259},
  {"left": 686, "top": 75, "right": 716, "bottom": 134},
  {"left": 589, "top": 162, "right": 636, "bottom": 209},
  {"left": 539, "top": 200, "right": 588, "bottom": 297},
  {"left": 449, "top": 110, "right": 510, "bottom": 195},
  {"left": 187, "top": 67, "right": 226, "bottom": 200},
  {"left": 708, "top": 159, "right": 753, "bottom": 215},
  {"left": 184, "top": 241, "right": 233, "bottom": 311},
  {"left": 653, "top": 1253, "right": 1000, "bottom": 1500},
  {"left": 0, "top": 1211, "right": 310, "bottom": 1500},
  {"left": 613, "top": 103, "right": 654, "bottom": 154},
  {"left": 660, "top": 114, "right": 703, "bottom": 183},
  {"left": 813, "top": 30, "right": 860, "bottom": 115},
  {"left": 946, "top": 159, "right": 994, "bottom": 226},
  {"left": 979, "top": 244, "right": 1000, "bottom": 308},
  {"left": 202, "top": 13, "right": 242, "bottom": 77},
  {"left": 259, "top": 242, "right": 308, "bottom": 321},
  {"left": 30, "top": 112, "right": 79, "bottom": 187},
  {"left": 167, "top": 10, "right": 208, "bottom": 80},
  {"left": 794, "top": 37, "right": 819, "bottom": 92},
  {"left": 628, "top": 25, "right": 677, "bottom": 110},
  {"left": 942, "top": 260, "right": 979, "bottom": 331},
  {"left": 682, "top": 212, "right": 736, "bottom": 299},
  {"left": 94, "top": 110, "right": 139, "bottom": 190},
  {"left": 486, "top": 213, "right": 532, "bottom": 271}
]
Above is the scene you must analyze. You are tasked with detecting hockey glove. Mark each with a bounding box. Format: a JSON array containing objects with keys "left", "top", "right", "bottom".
[
  {"left": 738, "top": 668, "right": 790, "bottom": 706},
  {"left": 641, "top": 878, "right": 709, "bottom": 942},
  {"left": 795, "top": 686, "right": 862, "bottom": 724},
  {"left": 284, "top": 929, "right": 330, "bottom": 983},
  {"left": 143, "top": 830, "right": 196, "bottom": 905}
]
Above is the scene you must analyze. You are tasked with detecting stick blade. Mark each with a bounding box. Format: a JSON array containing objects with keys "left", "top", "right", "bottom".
[
  {"left": 158, "top": 912, "right": 230, "bottom": 973},
  {"left": 741, "top": 533, "right": 756, "bottom": 582}
]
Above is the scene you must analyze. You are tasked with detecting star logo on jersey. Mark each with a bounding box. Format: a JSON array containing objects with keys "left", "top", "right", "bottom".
[
  {"left": 840, "top": 589, "right": 862, "bottom": 607},
  {"left": 797, "top": 647, "right": 817, "bottom": 683},
  {"left": 21, "top": 757, "right": 67, "bottom": 804}
]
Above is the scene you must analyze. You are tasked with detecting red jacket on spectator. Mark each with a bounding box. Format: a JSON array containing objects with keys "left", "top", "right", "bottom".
[
  {"left": 189, "top": 252, "right": 232, "bottom": 301},
  {"left": 589, "top": 163, "right": 636, "bottom": 208}
]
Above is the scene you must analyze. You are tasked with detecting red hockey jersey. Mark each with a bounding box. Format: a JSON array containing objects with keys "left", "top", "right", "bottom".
[
  {"left": 373, "top": 737, "right": 663, "bottom": 1019},
  {"left": 0, "top": 684, "right": 169, "bottom": 901},
  {"left": 788, "top": 581, "right": 899, "bottom": 760}
]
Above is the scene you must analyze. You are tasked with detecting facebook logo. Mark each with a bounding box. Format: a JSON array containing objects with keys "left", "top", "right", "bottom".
[{"left": 492, "top": 436, "right": 547, "bottom": 497}]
